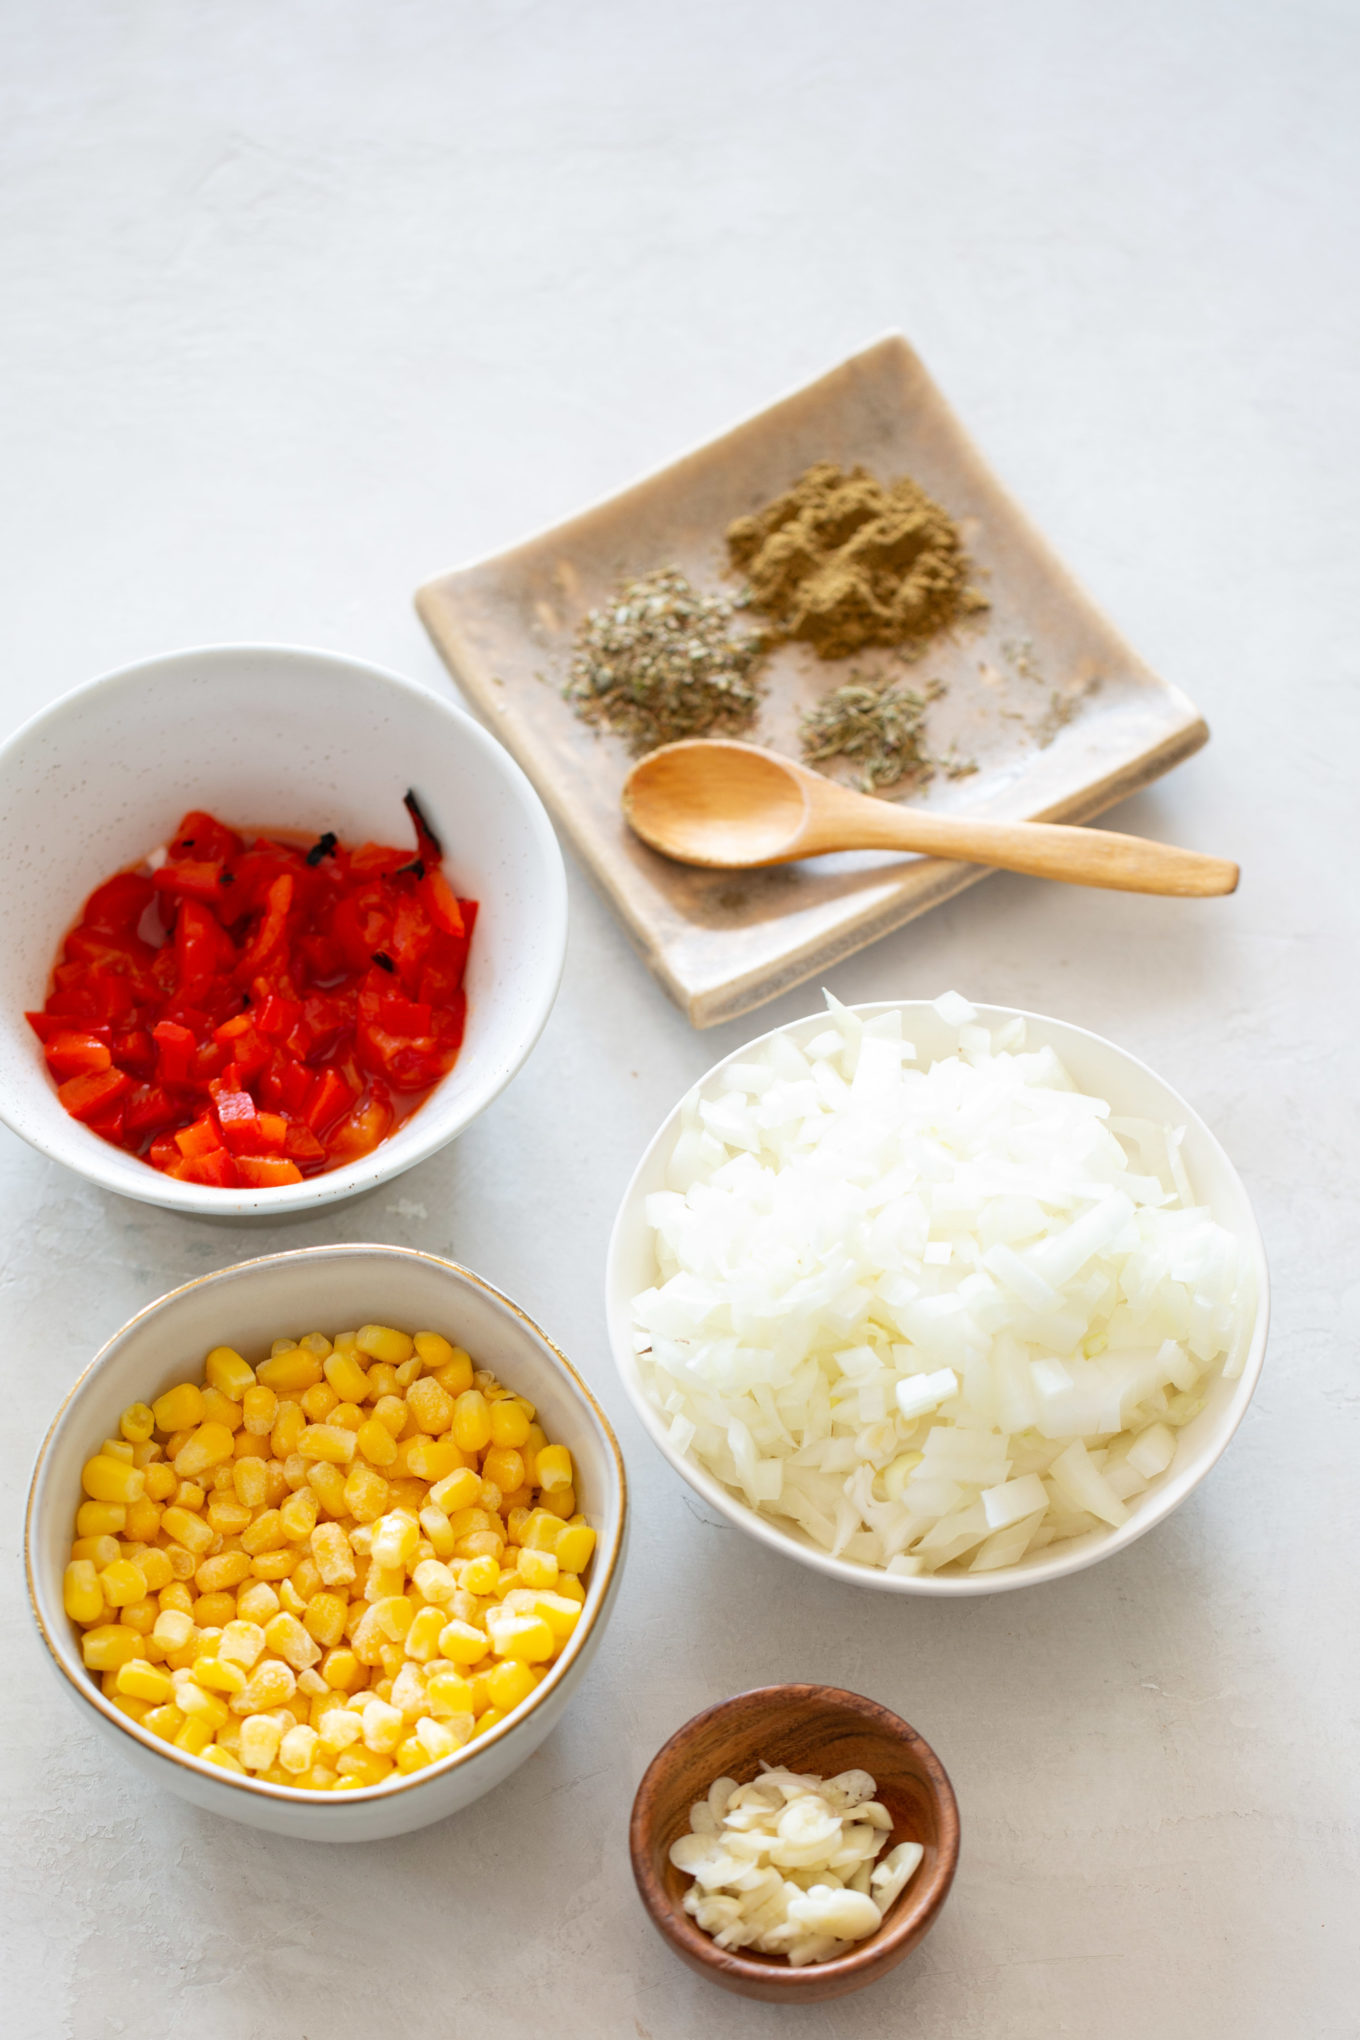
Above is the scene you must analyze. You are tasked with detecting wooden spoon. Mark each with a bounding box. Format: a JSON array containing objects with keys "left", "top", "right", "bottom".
[{"left": 622, "top": 740, "right": 1238, "bottom": 896}]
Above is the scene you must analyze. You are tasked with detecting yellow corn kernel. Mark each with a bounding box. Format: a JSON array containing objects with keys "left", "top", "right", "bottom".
[
  {"left": 143, "top": 1703, "right": 185, "bottom": 1741},
  {"left": 206, "top": 1495, "right": 251, "bottom": 1537},
  {"left": 143, "top": 1462, "right": 178, "bottom": 1502},
  {"left": 124, "top": 1497, "right": 163, "bottom": 1544},
  {"left": 256, "top": 1347, "right": 325, "bottom": 1394},
  {"left": 250, "top": 1549, "right": 298, "bottom": 1582},
  {"left": 319, "top": 1707, "right": 364, "bottom": 1754},
  {"left": 301, "top": 1592, "right": 347, "bottom": 1649},
  {"left": 172, "top": 1422, "right": 236, "bottom": 1480},
  {"left": 320, "top": 1347, "right": 370, "bottom": 1405},
  {"left": 233, "top": 1579, "right": 277, "bottom": 1623},
  {"left": 199, "top": 1744, "right": 245, "bottom": 1773},
  {"left": 172, "top": 1480, "right": 205, "bottom": 1511},
  {"left": 200, "top": 1387, "right": 244, "bottom": 1433},
  {"left": 469, "top": 1707, "right": 504, "bottom": 1742},
  {"left": 486, "top": 1610, "right": 554, "bottom": 1663},
  {"left": 406, "top": 1376, "right": 454, "bottom": 1437},
  {"left": 152, "top": 1382, "right": 204, "bottom": 1434},
  {"left": 241, "top": 1509, "right": 286, "bottom": 1556},
  {"left": 233, "top": 1659, "right": 296, "bottom": 1713},
  {"left": 98, "top": 1559, "right": 148, "bottom": 1609},
  {"left": 81, "top": 1455, "right": 146, "bottom": 1505},
  {"left": 269, "top": 1403, "right": 307, "bottom": 1461},
  {"left": 516, "top": 1546, "right": 559, "bottom": 1589},
  {"left": 361, "top": 1559, "right": 404, "bottom": 1603},
  {"left": 424, "top": 1667, "right": 474, "bottom": 1716},
  {"left": 371, "top": 1395, "right": 409, "bottom": 1442},
  {"left": 153, "top": 1608, "right": 195, "bottom": 1652},
  {"left": 350, "top": 1605, "right": 389, "bottom": 1665},
  {"left": 486, "top": 1659, "right": 536, "bottom": 1712},
  {"left": 279, "top": 1489, "right": 319, "bottom": 1542},
  {"left": 134, "top": 1547, "right": 174, "bottom": 1594},
  {"left": 189, "top": 1655, "right": 248, "bottom": 1695},
  {"left": 63, "top": 1560, "right": 106, "bottom": 1625},
  {"left": 278, "top": 1723, "right": 318, "bottom": 1774},
  {"left": 238, "top": 1712, "right": 283, "bottom": 1770},
  {"left": 241, "top": 1384, "right": 278, "bottom": 1437},
  {"left": 172, "top": 1678, "right": 230, "bottom": 1728},
  {"left": 418, "top": 1506, "right": 455, "bottom": 1560},
  {"left": 554, "top": 1523, "right": 596, "bottom": 1574},
  {"left": 191, "top": 1593, "right": 236, "bottom": 1630},
  {"left": 398, "top": 1606, "right": 443, "bottom": 1663},
  {"left": 303, "top": 1462, "right": 348, "bottom": 1519},
  {"left": 371, "top": 1512, "right": 418, "bottom": 1569},
  {"left": 337, "top": 1466, "right": 383, "bottom": 1525},
  {"left": 119, "top": 1401, "right": 155, "bottom": 1445},
  {"left": 454, "top": 1529, "right": 505, "bottom": 1564},
  {"left": 520, "top": 1510, "right": 563, "bottom": 1555},
  {"left": 310, "top": 1522, "right": 357, "bottom": 1588},
  {"left": 534, "top": 1443, "right": 573, "bottom": 1492},
  {"left": 371, "top": 1595, "right": 413, "bottom": 1643},
  {"left": 360, "top": 1696, "right": 405, "bottom": 1753},
  {"left": 277, "top": 1577, "right": 305, "bottom": 1617},
  {"left": 429, "top": 1466, "right": 481, "bottom": 1515},
  {"left": 431, "top": 1353, "right": 475, "bottom": 1398},
  {"left": 356, "top": 1324, "right": 414, "bottom": 1366},
  {"left": 321, "top": 1647, "right": 361, "bottom": 1692},
  {"left": 411, "top": 1558, "right": 458, "bottom": 1605},
  {"left": 355, "top": 1417, "right": 398, "bottom": 1469},
  {"left": 195, "top": 1552, "right": 251, "bottom": 1595},
  {"left": 123, "top": 1595, "right": 160, "bottom": 1636},
  {"left": 412, "top": 1330, "right": 456, "bottom": 1371},
  {"left": 483, "top": 1446, "right": 526, "bottom": 1495},
  {"left": 538, "top": 1484, "right": 577, "bottom": 1522},
  {"left": 71, "top": 1533, "right": 121, "bottom": 1568},
  {"left": 336, "top": 1745, "right": 392, "bottom": 1787},
  {"left": 392, "top": 1736, "right": 431, "bottom": 1775},
  {"left": 297, "top": 1423, "right": 355, "bottom": 1467},
  {"left": 459, "top": 1554, "right": 500, "bottom": 1597},
  {"left": 99, "top": 1435, "right": 134, "bottom": 1464},
  {"left": 365, "top": 1363, "right": 399, "bottom": 1403},
  {"left": 162, "top": 1544, "right": 197, "bottom": 1583},
  {"left": 404, "top": 1436, "right": 463, "bottom": 1484},
  {"left": 204, "top": 1344, "right": 255, "bottom": 1399},
  {"left": 436, "top": 1619, "right": 487, "bottom": 1666},
  {"left": 489, "top": 1400, "right": 531, "bottom": 1450},
  {"left": 75, "top": 1500, "right": 127, "bottom": 1540},
  {"left": 265, "top": 1612, "right": 321, "bottom": 1671},
  {"left": 173, "top": 1716, "right": 214, "bottom": 1756},
  {"left": 451, "top": 1390, "right": 492, "bottom": 1454},
  {"left": 296, "top": 1378, "right": 337, "bottom": 1423}
]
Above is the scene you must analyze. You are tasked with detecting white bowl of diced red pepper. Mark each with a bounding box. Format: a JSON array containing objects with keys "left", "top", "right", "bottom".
[{"left": 0, "top": 645, "right": 567, "bottom": 1215}]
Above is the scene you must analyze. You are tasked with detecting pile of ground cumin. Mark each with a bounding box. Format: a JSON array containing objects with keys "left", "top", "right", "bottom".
[{"left": 726, "top": 461, "right": 986, "bottom": 660}]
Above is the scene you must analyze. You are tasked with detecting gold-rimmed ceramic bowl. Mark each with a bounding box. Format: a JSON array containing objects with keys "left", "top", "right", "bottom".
[{"left": 26, "top": 1244, "right": 627, "bottom": 1842}]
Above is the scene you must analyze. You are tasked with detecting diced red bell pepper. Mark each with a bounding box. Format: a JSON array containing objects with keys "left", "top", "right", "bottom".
[
  {"left": 153, "top": 1019, "right": 197, "bottom": 1086},
  {"left": 283, "top": 1121, "right": 326, "bottom": 1169},
  {"left": 124, "top": 1084, "right": 180, "bottom": 1141},
  {"left": 181, "top": 1147, "right": 241, "bottom": 1188},
  {"left": 235, "top": 873, "right": 293, "bottom": 977},
  {"left": 420, "top": 867, "right": 465, "bottom": 939},
  {"left": 147, "top": 1130, "right": 182, "bottom": 1172},
  {"left": 57, "top": 1066, "right": 133, "bottom": 1122},
  {"left": 234, "top": 1154, "right": 304, "bottom": 1187},
  {"left": 153, "top": 860, "right": 230, "bottom": 908},
  {"left": 43, "top": 1031, "right": 113, "bottom": 1081},
  {"left": 304, "top": 1065, "right": 356, "bottom": 1135},
  {"left": 82, "top": 872, "right": 156, "bottom": 934},
  {"left": 253, "top": 1111, "right": 289, "bottom": 1154},
  {"left": 210, "top": 1068, "right": 263, "bottom": 1155},
  {"left": 174, "top": 1113, "right": 224, "bottom": 1162},
  {"left": 84, "top": 1103, "right": 127, "bottom": 1143},
  {"left": 169, "top": 811, "right": 244, "bottom": 864},
  {"left": 175, "top": 898, "right": 237, "bottom": 993},
  {"left": 110, "top": 1027, "right": 156, "bottom": 1077},
  {"left": 326, "top": 1084, "right": 394, "bottom": 1164}
]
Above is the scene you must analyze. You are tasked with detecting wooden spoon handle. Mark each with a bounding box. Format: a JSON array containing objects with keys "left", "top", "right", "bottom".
[{"left": 806, "top": 808, "right": 1239, "bottom": 897}]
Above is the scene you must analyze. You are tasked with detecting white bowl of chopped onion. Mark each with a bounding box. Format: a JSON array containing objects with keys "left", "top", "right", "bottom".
[{"left": 606, "top": 994, "right": 1268, "bottom": 1594}]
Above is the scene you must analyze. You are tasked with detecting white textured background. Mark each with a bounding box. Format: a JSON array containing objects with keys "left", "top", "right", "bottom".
[{"left": 2, "top": 4, "right": 1357, "bottom": 2035}]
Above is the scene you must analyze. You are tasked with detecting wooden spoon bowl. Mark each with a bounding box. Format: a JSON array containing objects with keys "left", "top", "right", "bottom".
[{"left": 629, "top": 1684, "right": 960, "bottom": 2003}]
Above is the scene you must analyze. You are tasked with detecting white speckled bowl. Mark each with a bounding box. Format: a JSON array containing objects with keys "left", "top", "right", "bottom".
[
  {"left": 26, "top": 1244, "right": 627, "bottom": 1841},
  {"left": 606, "top": 1001, "right": 1269, "bottom": 1596},
  {"left": 0, "top": 645, "right": 567, "bottom": 1215}
]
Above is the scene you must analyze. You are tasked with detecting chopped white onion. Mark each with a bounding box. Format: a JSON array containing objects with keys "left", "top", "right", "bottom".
[{"left": 633, "top": 995, "right": 1246, "bottom": 1576}]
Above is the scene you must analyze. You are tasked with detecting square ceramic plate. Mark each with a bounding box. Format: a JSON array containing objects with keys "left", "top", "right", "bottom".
[{"left": 416, "top": 335, "right": 1207, "bottom": 1027}]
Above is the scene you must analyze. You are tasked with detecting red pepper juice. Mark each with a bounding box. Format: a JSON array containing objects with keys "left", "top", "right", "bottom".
[{"left": 26, "top": 795, "right": 477, "bottom": 1188}]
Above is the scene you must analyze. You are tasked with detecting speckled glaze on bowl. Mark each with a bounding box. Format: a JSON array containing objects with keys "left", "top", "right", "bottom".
[
  {"left": 606, "top": 1000, "right": 1269, "bottom": 1596},
  {"left": 0, "top": 645, "right": 567, "bottom": 1216},
  {"left": 26, "top": 1244, "right": 627, "bottom": 1842}
]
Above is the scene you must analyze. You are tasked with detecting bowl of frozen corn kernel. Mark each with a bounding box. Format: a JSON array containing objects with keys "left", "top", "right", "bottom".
[
  {"left": 630, "top": 1684, "right": 959, "bottom": 2003},
  {"left": 25, "top": 1242, "right": 626, "bottom": 1841}
]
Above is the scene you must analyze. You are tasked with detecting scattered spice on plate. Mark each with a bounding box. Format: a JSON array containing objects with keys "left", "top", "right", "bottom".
[
  {"left": 799, "top": 674, "right": 975, "bottom": 793},
  {"left": 565, "top": 566, "right": 766, "bottom": 753},
  {"left": 727, "top": 461, "right": 986, "bottom": 661}
]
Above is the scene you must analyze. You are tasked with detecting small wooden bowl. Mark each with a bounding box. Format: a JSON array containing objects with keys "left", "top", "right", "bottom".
[{"left": 629, "top": 1685, "right": 959, "bottom": 2003}]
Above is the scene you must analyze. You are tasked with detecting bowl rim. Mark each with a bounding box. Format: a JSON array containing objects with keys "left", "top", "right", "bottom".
[
  {"left": 629, "top": 1681, "right": 960, "bottom": 1991},
  {"left": 25, "top": 1242, "right": 627, "bottom": 1807},
  {"left": 606, "top": 997, "right": 1271, "bottom": 1596},
  {"left": 0, "top": 640, "right": 568, "bottom": 1217}
]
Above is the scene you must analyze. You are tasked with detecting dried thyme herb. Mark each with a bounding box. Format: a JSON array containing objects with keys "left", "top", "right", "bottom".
[
  {"left": 727, "top": 461, "right": 987, "bottom": 661},
  {"left": 565, "top": 566, "right": 766, "bottom": 752},
  {"left": 800, "top": 675, "right": 974, "bottom": 793}
]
